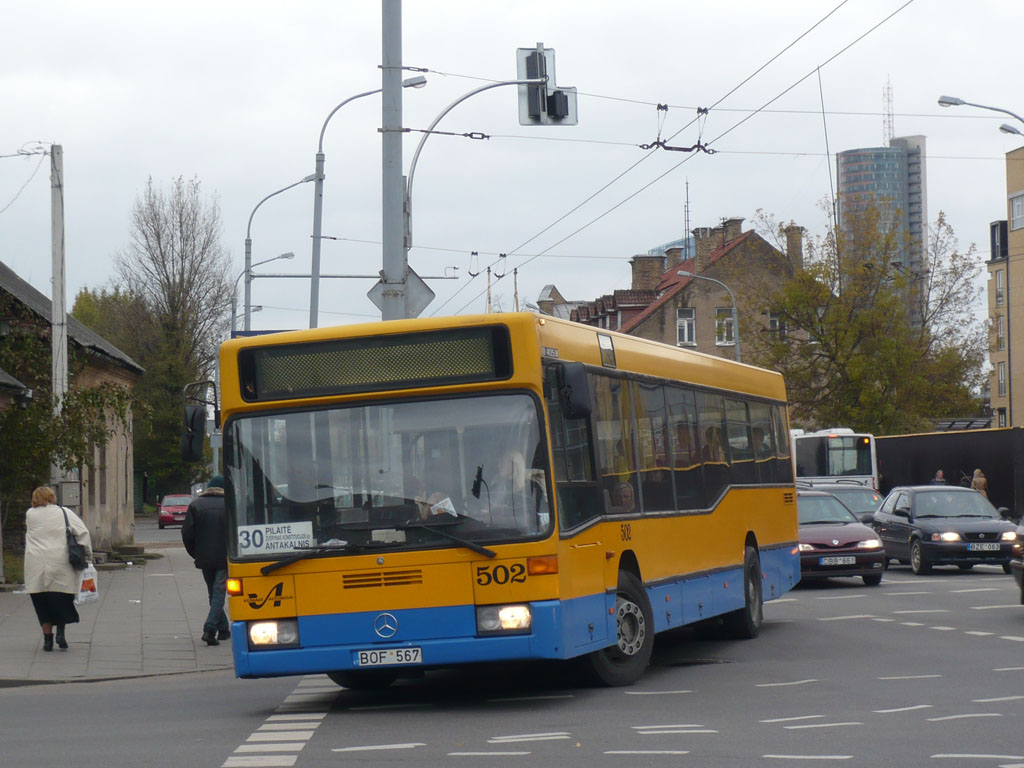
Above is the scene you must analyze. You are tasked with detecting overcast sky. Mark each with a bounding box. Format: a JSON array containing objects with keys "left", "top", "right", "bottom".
[{"left": 2, "top": 0, "right": 1020, "bottom": 333}]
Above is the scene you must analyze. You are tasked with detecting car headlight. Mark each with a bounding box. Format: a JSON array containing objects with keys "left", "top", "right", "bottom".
[
  {"left": 476, "top": 605, "right": 532, "bottom": 635},
  {"left": 1001, "top": 531, "right": 1018, "bottom": 542},
  {"left": 931, "top": 531, "right": 961, "bottom": 542},
  {"left": 798, "top": 543, "right": 815, "bottom": 552},
  {"left": 248, "top": 619, "right": 299, "bottom": 649},
  {"left": 856, "top": 539, "right": 883, "bottom": 549}
]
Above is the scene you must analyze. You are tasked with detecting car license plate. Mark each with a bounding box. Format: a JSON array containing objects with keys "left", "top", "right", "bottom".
[
  {"left": 819, "top": 556, "right": 856, "bottom": 566},
  {"left": 967, "top": 542, "right": 1000, "bottom": 552},
  {"left": 355, "top": 647, "right": 422, "bottom": 667}
]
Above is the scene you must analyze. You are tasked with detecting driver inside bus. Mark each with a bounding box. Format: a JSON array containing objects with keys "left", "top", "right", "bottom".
[{"left": 476, "top": 449, "right": 547, "bottom": 532}]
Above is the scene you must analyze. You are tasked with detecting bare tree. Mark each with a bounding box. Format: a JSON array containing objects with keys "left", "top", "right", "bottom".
[{"left": 115, "top": 176, "right": 231, "bottom": 380}]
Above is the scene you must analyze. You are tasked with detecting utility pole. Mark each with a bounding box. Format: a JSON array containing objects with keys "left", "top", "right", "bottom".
[
  {"left": 51, "top": 145, "right": 71, "bottom": 500},
  {"left": 380, "top": 0, "right": 406, "bottom": 321}
]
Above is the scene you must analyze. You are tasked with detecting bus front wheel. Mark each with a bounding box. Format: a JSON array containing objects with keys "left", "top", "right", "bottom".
[
  {"left": 327, "top": 669, "right": 399, "bottom": 690},
  {"left": 585, "top": 571, "right": 653, "bottom": 686},
  {"left": 723, "top": 546, "right": 762, "bottom": 639}
]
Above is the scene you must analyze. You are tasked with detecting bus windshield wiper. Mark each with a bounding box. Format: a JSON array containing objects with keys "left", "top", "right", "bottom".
[
  {"left": 402, "top": 520, "right": 497, "bottom": 558},
  {"left": 260, "top": 542, "right": 353, "bottom": 575}
]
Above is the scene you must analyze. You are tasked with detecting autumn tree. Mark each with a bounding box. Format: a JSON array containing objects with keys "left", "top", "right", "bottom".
[
  {"left": 742, "top": 204, "right": 985, "bottom": 434},
  {"left": 73, "top": 176, "right": 232, "bottom": 494}
]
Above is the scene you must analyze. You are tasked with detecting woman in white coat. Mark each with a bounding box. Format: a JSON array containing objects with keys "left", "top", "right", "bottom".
[{"left": 24, "top": 486, "right": 93, "bottom": 651}]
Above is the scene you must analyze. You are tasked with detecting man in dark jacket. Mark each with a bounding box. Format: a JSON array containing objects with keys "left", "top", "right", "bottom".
[{"left": 182, "top": 476, "right": 230, "bottom": 646}]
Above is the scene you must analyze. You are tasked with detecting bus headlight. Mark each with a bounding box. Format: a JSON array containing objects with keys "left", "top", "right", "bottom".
[
  {"left": 248, "top": 619, "right": 300, "bottom": 649},
  {"left": 476, "top": 605, "right": 532, "bottom": 635}
]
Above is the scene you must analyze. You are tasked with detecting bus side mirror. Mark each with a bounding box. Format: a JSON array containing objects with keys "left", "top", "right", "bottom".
[
  {"left": 182, "top": 405, "right": 205, "bottom": 463},
  {"left": 556, "top": 362, "right": 591, "bottom": 419}
]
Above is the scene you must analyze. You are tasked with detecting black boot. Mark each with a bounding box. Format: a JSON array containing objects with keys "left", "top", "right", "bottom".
[
  {"left": 55, "top": 625, "right": 68, "bottom": 650},
  {"left": 217, "top": 628, "right": 231, "bottom": 641},
  {"left": 42, "top": 633, "right": 53, "bottom": 652},
  {"left": 201, "top": 629, "right": 219, "bottom": 646}
]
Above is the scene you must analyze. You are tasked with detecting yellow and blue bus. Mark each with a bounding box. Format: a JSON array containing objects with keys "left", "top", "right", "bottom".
[{"left": 209, "top": 312, "right": 799, "bottom": 687}]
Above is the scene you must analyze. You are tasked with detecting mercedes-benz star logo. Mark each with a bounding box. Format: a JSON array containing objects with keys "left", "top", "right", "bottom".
[{"left": 373, "top": 612, "right": 398, "bottom": 639}]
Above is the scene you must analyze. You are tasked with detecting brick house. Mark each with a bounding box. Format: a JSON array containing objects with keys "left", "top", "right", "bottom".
[{"left": 0, "top": 259, "right": 142, "bottom": 550}]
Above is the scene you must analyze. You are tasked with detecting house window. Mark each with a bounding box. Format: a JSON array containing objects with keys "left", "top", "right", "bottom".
[
  {"left": 1012, "top": 195, "right": 1024, "bottom": 231},
  {"left": 998, "top": 361, "right": 1007, "bottom": 397},
  {"left": 997, "top": 315, "right": 1006, "bottom": 351},
  {"left": 715, "top": 307, "right": 735, "bottom": 346},
  {"left": 998, "top": 408, "right": 1007, "bottom": 428},
  {"left": 768, "top": 312, "right": 787, "bottom": 339},
  {"left": 996, "top": 270, "right": 1005, "bottom": 306},
  {"left": 676, "top": 308, "right": 695, "bottom": 346}
]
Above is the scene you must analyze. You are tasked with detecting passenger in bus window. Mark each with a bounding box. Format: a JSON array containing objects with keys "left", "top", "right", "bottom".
[
  {"left": 703, "top": 427, "right": 724, "bottom": 462},
  {"left": 611, "top": 481, "right": 636, "bottom": 513}
]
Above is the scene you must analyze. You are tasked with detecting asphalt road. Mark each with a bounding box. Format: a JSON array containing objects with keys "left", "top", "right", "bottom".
[{"left": 4, "top": 562, "right": 1023, "bottom": 767}]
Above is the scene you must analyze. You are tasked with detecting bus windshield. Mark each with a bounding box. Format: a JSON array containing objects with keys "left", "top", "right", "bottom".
[{"left": 224, "top": 392, "right": 551, "bottom": 559}]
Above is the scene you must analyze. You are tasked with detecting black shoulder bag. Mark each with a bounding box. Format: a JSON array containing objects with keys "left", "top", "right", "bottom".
[{"left": 62, "top": 507, "right": 88, "bottom": 570}]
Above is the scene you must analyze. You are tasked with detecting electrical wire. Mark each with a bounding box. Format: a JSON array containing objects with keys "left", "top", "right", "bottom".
[{"left": 0, "top": 150, "right": 48, "bottom": 216}]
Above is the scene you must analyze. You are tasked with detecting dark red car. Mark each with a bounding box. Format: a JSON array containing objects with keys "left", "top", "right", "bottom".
[
  {"left": 797, "top": 490, "right": 886, "bottom": 586},
  {"left": 157, "top": 494, "right": 194, "bottom": 529}
]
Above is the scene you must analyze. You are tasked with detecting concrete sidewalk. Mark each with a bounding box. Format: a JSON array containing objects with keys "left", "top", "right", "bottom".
[{"left": 0, "top": 545, "right": 233, "bottom": 686}]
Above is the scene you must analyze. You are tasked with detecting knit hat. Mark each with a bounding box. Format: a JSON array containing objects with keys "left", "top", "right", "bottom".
[{"left": 207, "top": 475, "right": 224, "bottom": 489}]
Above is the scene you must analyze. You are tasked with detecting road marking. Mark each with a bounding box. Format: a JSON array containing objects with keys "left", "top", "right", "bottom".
[
  {"left": 605, "top": 751, "right": 691, "bottom": 755},
  {"left": 893, "top": 609, "right": 948, "bottom": 614},
  {"left": 931, "top": 755, "right": 1024, "bottom": 761},
  {"left": 266, "top": 714, "right": 327, "bottom": 721},
  {"left": 971, "top": 604, "right": 1020, "bottom": 610},
  {"left": 449, "top": 752, "right": 531, "bottom": 756},
  {"left": 972, "top": 695, "right": 1024, "bottom": 703},
  {"left": 772, "top": 598, "right": 799, "bottom": 603},
  {"left": 926, "top": 713, "right": 1003, "bottom": 722},
  {"left": 246, "top": 732, "right": 315, "bottom": 742},
  {"left": 816, "top": 594, "right": 866, "bottom": 600},
  {"left": 885, "top": 591, "right": 932, "bottom": 596},
  {"left": 757, "top": 679, "right": 819, "bottom": 687},
  {"left": 818, "top": 614, "right": 875, "bottom": 621},
  {"left": 951, "top": 588, "right": 1001, "bottom": 593},
  {"left": 872, "top": 618, "right": 897, "bottom": 622},
  {"left": 1001, "top": 636, "right": 1024, "bottom": 642},
  {"left": 929, "top": 626, "right": 958, "bottom": 631},
  {"left": 258, "top": 723, "right": 323, "bottom": 731},
  {"left": 638, "top": 729, "right": 719, "bottom": 735},
  {"left": 223, "top": 758, "right": 296, "bottom": 767},
  {"left": 763, "top": 756, "right": 853, "bottom": 761},
  {"left": 233, "top": 745, "right": 305, "bottom": 753},
  {"left": 332, "top": 743, "right": 425, "bottom": 752},
  {"left": 900, "top": 622, "right": 925, "bottom": 626},
  {"left": 489, "top": 733, "right": 571, "bottom": 743},
  {"left": 760, "top": 715, "right": 824, "bottom": 723},
  {"left": 784, "top": 722, "right": 863, "bottom": 730},
  {"left": 625, "top": 690, "right": 693, "bottom": 695},
  {"left": 994, "top": 666, "right": 1024, "bottom": 671},
  {"left": 878, "top": 674, "right": 942, "bottom": 680},
  {"left": 873, "top": 705, "right": 932, "bottom": 713},
  {"left": 965, "top": 631, "right": 993, "bottom": 636}
]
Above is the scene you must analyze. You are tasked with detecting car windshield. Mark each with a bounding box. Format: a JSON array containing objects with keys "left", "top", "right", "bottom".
[
  {"left": 225, "top": 392, "right": 551, "bottom": 559},
  {"left": 827, "top": 488, "right": 881, "bottom": 514},
  {"left": 798, "top": 495, "right": 859, "bottom": 525},
  {"left": 163, "top": 495, "right": 193, "bottom": 506},
  {"left": 912, "top": 490, "right": 999, "bottom": 519}
]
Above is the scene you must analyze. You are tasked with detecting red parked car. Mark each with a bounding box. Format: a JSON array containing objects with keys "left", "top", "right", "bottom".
[{"left": 157, "top": 494, "right": 194, "bottom": 529}]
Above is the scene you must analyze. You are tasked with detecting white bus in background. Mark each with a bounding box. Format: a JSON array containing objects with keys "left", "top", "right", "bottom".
[{"left": 791, "top": 428, "right": 879, "bottom": 489}]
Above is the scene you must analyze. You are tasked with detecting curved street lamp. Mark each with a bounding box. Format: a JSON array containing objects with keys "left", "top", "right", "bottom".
[
  {"left": 232, "top": 252, "right": 295, "bottom": 334},
  {"left": 678, "top": 270, "right": 741, "bottom": 362},
  {"left": 309, "top": 75, "right": 427, "bottom": 329},
  {"left": 938, "top": 95, "right": 1024, "bottom": 130}
]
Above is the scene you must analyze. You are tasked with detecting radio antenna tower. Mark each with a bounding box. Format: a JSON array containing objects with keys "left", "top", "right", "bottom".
[{"left": 883, "top": 76, "right": 894, "bottom": 145}]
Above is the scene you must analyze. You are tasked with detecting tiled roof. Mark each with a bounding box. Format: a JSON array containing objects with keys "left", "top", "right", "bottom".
[
  {"left": 0, "top": 259, "right": 143, "bottom": 374},
  {"left": 0, "top": 366, "right": 26, "bottom": 393}
]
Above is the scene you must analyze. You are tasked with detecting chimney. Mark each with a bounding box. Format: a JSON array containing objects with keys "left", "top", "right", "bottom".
[
  {"left": 629, "top": 254, "right": 665, "bottom": 291},
  {"left": 723, "top": 217, "right": 744, "bottom": 242},
  {"left": 692, "top": 227, "right": 713, "bottom": 272},
  {"left": 784, "top": 224, "right": 805, "bottom": 270},
  {"left": 665, "top": 246, "right": 684, "bottom": 270}
]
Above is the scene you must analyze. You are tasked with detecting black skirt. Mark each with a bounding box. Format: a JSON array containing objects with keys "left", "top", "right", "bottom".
[{"left": 30, "top": 592, "right": 80, "bottom": 626}]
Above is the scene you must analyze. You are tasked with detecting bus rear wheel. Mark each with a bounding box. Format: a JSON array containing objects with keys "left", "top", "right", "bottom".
[
  {"left": 723, "top": 546, "right": 762, "bottom": 639},
  {"left": 327, "top": 669, "right": 399, "bottom": 690},
  {"left": 585, "top": 571, "right": 653, "bottom": 686}
]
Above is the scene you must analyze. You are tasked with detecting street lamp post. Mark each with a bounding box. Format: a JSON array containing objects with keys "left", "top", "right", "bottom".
[
  {"left": 678, "top": 270, "right": 741, "bottom": 362},
  {"left": 244, "top": 176, "right": 315, "bottom": 332},
  {"left": 938, "top": 95, "right": 1024, "bottom": 130},
  {"left": 231, "top": 252, "right": 295, "bottom": 335},
  {"left": 309, "top": 75, "right": 426, "bottom": 329}
]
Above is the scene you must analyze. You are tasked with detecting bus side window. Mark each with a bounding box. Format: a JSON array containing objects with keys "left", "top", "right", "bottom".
[
  {"left": 591, "top": 374, "right": 638, "bottom": 514},
  {"left": 545, "top": 365, "right": 601, "bottom": 531},
  {"left": 636, "top": 383, "right": 675, "bottom": 513},
  {"left": 771, "top": 405, "right": 793, "bottom": 483},
  {"left": 697, "top": 392, "right": 729, "bottom": 506},
  {"left": 725, "top": 398, "right": 755, "bottom": 485},
  {"left": 666, "top": 386, "right": 705, "bottom": 510}
]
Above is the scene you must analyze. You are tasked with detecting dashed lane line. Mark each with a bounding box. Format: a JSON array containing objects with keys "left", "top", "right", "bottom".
[
  {"left": 816, "top": 594, "right": 866, "bottom": 600},
  {"left": 970, "top": 604, "right": 1021, "bottom": 610},
  {"left": 873, "top": 705, "right": 932, "bottom": 713},
  {"left": 488, "top": 733, "right": 572, "bottom": 744},
  {"left": 763, "top": 756, "right": 853, "bottom": 761},
  {"left": 756, "top": 679, "right": 819, "bottom": 687},
  {"left": 818, "top": 614, "right": 875, "bottom": 621},
  {"left": 1000, "top": 635, "right": 1024, "bottom": 642},
  {"left": 877, "top": 674, "right": 942, "bottom": 680},
  {"left": 783, "top": 722, "right": 863, "bottom": 730},
  {"left": 625, "top": 689, "right": 693, "bottom": 695},
  {"left": 972, "top": 695, "right": 1024, "bottom": 702},
  {"left": 884, "top": 591, "right": 933, "bottom": 596},
  {"left": 926, "top": 713, "right": 1003, "bottom": 722},
  {"left": 759, "top": 715, "right": 824, "bottom": 723},
  {"left": 331, "top": 743, "right": 426, "bottom": 752},
  {"left": 605, "top": 751, "right": 690, "bottom": 755},
  {"left": 931, "top": 755, "right": 1024, "bottom": 761},
  {"left": 929, "top": 626, "right": 958, "bottom": 631},
  {"left": 893, "top": 609, "right": 949, "bottom": 614}
]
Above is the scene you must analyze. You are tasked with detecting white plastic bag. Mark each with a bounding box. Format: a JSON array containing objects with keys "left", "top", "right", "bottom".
[{"left": 75, "top": 564, "right": 99, "bottom": 605}]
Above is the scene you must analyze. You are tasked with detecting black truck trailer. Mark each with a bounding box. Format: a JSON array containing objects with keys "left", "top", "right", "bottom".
[{"left": 876, "top": 427, "right": 1024, "bottom": 519}]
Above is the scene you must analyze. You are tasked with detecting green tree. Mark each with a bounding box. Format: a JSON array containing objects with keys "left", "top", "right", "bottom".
[
  {"left": 72, "top": 176, "right": 231, "bottom": 495},
  {"left": 746, "top": 205, "right": 985, "bottom": 434}
]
